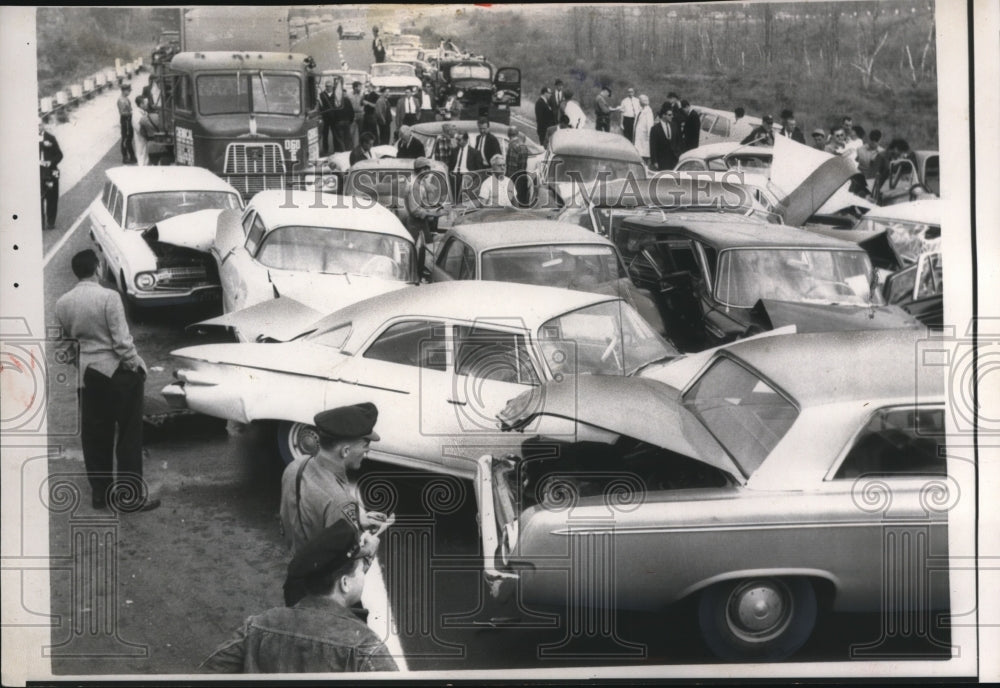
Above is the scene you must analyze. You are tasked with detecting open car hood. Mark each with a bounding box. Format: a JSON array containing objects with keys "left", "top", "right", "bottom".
[
  {"left": 771, "top": 136, "right": 859, "bottom": 227},
  {"left": 499, "top": 375, "right": 744, "bottom": 483},
  {"left": 142, "top": 209, "right": 225, "bottom": 253},
  {"left": 193, "top": 296, "right": 324, "bottom": 342},
  {"left": 752, "top": 298, "right": 923, "bottom": 333}
]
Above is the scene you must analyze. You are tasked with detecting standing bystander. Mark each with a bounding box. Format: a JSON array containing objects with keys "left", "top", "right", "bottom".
[
  {"left": 117, "top": 84, "right": 136, "bottom": 164},
  {"left": 632, "top": 95, "right": 655, "bottom": 165},
  {"left": 505, "top": 126, "right": 532, "bottom": 207},
  {"left": 39, "top": 116, "right": 63, "bottom": 229},
  {"left": 594, "top": 87, "right": 618, "bottom": 133},
  {"left": 534, "top": 87, "right": 556, "bottom": 145},
  {"left": 54, "top": 250, "right": 160, "bottom": 512},
  {"left": 619, "top": 87, "right": 641, "bottom": 142}
]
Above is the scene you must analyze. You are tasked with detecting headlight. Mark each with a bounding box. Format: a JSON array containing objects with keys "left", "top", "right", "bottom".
[{"left": 134, "top": 272, "right": 157, "bottom": 290}]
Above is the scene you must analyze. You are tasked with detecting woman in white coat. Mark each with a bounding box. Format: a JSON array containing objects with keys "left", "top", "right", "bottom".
[
  {"left": 131, "top": 95, "right": 149, "bottom": 166},
  {"left": 632, "top": 94, "right": 654, "bottom": 165}
]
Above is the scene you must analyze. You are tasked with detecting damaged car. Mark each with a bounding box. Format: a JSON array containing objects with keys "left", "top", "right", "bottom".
[
  {"left": 476, "top": 328, "right": 949, "bottom": 661},
  {"left": 164, "top": 281, "right": 679, "bottom": 472},
  {"left": 87, "top": 166, "right": 243, "bottom": 314},
  {"left": 614, "top": 214, "right": 923, "bottom": 351}
]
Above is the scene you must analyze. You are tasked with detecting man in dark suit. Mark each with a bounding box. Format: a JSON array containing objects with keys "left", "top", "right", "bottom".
[
  {"left": 680, "top": 100, "right": 701, "bottom": 152},
  {"left": 649, "top": 109, "right": 681, "bottom": 171},
  {"left": 534, "top": 87, "right": 555, "bottom": 146},
  {"left": 39, "top": 116, "right": 63, "bottom": 230},
  {"left": 552, "top": 79, "right": 565, "bottom": 118},
  {"left": 472, "top": 117, "right": 501, "bottom": 163},
  {"left": 350, "top": 132, "right": 377, "bottom": 165},
  {"left": 741, "top": 114, "right": 776, "bottom": 147},
  {"left": 448, "top": 132, "right": 485, "bottom": 173},
  {"left": 396, "top": 125, "right": 425, "bottom": 159},
  {"left": 779, "top": 109, "right": 806, "bottom": 144}
]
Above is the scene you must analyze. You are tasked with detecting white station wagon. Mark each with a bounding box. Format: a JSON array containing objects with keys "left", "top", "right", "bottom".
[{"left": 87, "top": 166, "right": 243, "bottom": 313}]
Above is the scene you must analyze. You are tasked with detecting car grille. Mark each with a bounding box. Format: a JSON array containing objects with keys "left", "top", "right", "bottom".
[
  {"left": 224, "top": 143, "right": 287, "bottom": 175},
  {"left": 156, "top": 266, "right": 210, "bottom": 290}
]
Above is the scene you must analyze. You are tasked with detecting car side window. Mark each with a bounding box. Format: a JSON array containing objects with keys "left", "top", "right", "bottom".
[
  {"left": 663, "top": 238, "right": 700, "bottom": 276},
  {"left": 242, "top": 210, "right": 256, "bottom": 235},
  {"left": 676, "top": 160, "right": 704, "bottom": 171},
  {"left": 175, "top": 75, "right": 193, "bottom": 112},
  {"left": 245, "top": 215, "right": 267, "bottom": 255},
  {"left": 437, "top": 238, "right": 476, "bottom": 279},
  {"left": 924, "top": 155, "right": 940, "bottom": 196},
  {"left": 454, "top": 325, "right": 539, "bottom": 385},
  {"left": 834, "top": 406, "right": 946, "bottom": 479},
  {"left": 710, "top": 116, "right": 730, "bottom": 137},
  {"left": 102, "top": 181, "right": 114, "bottom": 209},
  {"left": 363, "top": 320, "right": 448, "bottom": 371},
  {"left": 111, "top": 189, "right": 125, "bottom": 227},
  {"left": 700, "top": 114, "right": 715, "bottom": 133}
]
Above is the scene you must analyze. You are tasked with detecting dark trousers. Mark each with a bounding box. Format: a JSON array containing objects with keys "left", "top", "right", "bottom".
[
  {"left": 320, "top": 118, "right": 336, "bottom": 156},
  {"left": 80, "top": 367, "right": 145, "bottom": 502},
  {"left": 622, "top": 117, "right": 636, "bottom": 142},
  {"left": 120, "top": 115, "right": 135, "bottom": 163},
  {"left": 536, "top": 127, "right": 547, "bottom": 147},
  {"left": 333, "top": 122, "right": 353, "bottom": 153},
  {"left": 596, "top": 117, "right": 611, "bottom": 132},
  {"left": 41, "top": 175, "right": 59, "bottom": 228}
]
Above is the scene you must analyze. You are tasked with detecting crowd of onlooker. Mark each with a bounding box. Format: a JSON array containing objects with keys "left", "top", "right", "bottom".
[{"left": 533, "top": 79, "right": 921, "bottom": 203}]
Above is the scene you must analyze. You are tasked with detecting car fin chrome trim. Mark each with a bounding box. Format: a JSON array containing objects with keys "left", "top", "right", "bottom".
[
  {"left": 549, "top": 518, "right": 945, "bottom": 536},
  {"left": 475, "top": 454, "right": 520, "bottom": 591}
]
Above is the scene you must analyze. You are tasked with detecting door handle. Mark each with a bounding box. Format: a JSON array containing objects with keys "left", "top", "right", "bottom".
[{"left": 447, "top": 398, "right": 467, "bottom": 406}]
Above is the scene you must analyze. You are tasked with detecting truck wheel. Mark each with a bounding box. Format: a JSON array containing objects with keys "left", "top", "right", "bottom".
[
  {"left": 698, "top": 577, "right": 817, "bottom": 661},
  {"left": 276, "top": 421, "right": 321, "bottom": 466}
]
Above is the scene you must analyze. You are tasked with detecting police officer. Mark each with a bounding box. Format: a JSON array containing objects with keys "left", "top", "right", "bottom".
[
  {"left": 279, "top": 403, "right": 388, "bottom": 556},
  {"left": 202, "top": 521, "right": 398, "bottom": 673}
]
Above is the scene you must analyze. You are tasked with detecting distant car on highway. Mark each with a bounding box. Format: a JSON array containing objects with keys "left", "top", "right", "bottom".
[
  {"left": 164, "top": 281, "right": 679, "bottom": 471},
  {"left": 206, "top": 189, "right": 416, "bottom": 336},
  {"left": 476, "top": 328, "right": 948, "bottom": 661},
  {"left": 369, "top": 62, "right": 422, "bottom": 101},
  {"left": 87, "top": 166, "right": 243, "bottom": 315}
]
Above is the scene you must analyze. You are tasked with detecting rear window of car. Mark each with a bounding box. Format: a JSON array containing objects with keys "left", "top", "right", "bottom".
[{"left": 683, "top": 356, "right": 799, "bottom": 478}]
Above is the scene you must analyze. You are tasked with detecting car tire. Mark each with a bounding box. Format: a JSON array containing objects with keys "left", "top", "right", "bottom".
[
  {"left": 276, "top": 421, "right": 321, "bottom": 466},
  {"left": 697, "top": 577, "right": 817, "bottom": 661}
]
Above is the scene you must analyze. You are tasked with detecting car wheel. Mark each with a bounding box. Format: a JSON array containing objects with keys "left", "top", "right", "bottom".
[
  {"left": 276, "top": 421, "right": 321, "bottom": 466},
  {"left": 697, "top": 577, "right": 817, "bottom": 661}
]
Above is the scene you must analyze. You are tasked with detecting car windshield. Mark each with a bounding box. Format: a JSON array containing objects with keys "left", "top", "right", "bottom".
[
  {"left": 547, "top": 155, "right": 646, "bottom": 185},
  {"left": 197, "top": 73, "right": 302, "bottom": 116},
  {"left": 450, "top": 64, "right": 492, "bottom": 80},
  {"left": 125, "top": 191, "right": 241, "bottom": 229},
  {"left": 537, "top": 300, "right": 676, "bottom": 377},
  {"left": 715, "top": 248, "right": 878, "bottom": 308},
  {"left": 683, "top": 356, "right": 798, "bottom": 478},
  {"left": 255, "top": 225, "right": 415, "bottom": 281},
  {"left": 481, "top": 245, "right": 626, "bottom": 289},
  {"left": 372, "top": 64, "right": 415, "bottom": 78},
  {"left": 853, "top": 216, "right": 941, "bottom": 267}
]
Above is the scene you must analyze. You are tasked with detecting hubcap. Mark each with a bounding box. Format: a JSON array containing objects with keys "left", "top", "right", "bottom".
[
  {"left": 291, "top": 423, "right": 320, "bottom": 459},
  {"left": 725, "top": 579, "right": 793, "bottom": 642}
]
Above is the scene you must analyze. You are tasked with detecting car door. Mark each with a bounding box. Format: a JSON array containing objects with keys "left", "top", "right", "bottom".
[
  {"left": 430, "top": 236, "right": 476, "bottom": 283},
  {"left": 334, "top": 319, "right": 456, "bottom": 470},
  {"left": 89, "top": 181, "right": 118, "bottom": 278},
  {"left": 100, "top": 186, "right": 128, "bottom": 288},
  {"left": 218, "top": 210, "right": 267, "bottom": 313},
  {"left": 494, "top": 67, "right": 521, "bottom": 106}
]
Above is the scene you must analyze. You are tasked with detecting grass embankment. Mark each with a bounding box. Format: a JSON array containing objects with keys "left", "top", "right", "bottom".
[{"left": 415, "top": 3, "right": 939, "bottom": 150}]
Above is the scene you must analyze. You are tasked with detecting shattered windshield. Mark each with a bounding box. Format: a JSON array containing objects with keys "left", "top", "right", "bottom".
[{"left": 715, "top": 248, "right": 878, "bottom": 308}]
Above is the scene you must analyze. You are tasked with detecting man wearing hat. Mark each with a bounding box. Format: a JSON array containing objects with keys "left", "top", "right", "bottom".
[
  {"left": 740, "top": 114, "right": 776, "bottom": 147},
  {"left": 810, "top": 128, "right": 828, "bottom": 150},
  {"left": 202, "top": 521, "right": 398, "bottom": 672},
  {"left": 395, "top": 125, "right": 425, "bottom": 159},
  {"left": 280, "top": 403, "right": 386, "bottom": 556},
  {"left": 406, "top": 157, "right": 449, "bottom": 244},
  {"left": 117, "top": 84, "right": 136, "bottom": 164}
]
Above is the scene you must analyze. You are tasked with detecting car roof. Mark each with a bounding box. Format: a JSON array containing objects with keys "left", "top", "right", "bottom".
[
  {"left": 105, "top": 166, "right": 241, "bottom": 195},
  {"left": 311, "top": 281, "right": 617, "bottom": 350},
  {"left": 412, "top": 120, "right": 512, "bottom": 137},
  {"left": 717, "top": 329, "right": 944, "bottom": 405},
  {"left": 621, "top": 214, "right": 860, "bottom": 250},
  {"left": 245, "top": 190, "right": 412, "bottom": 241},
  {"left": 448, "top": 220, "right": 615, "bottom": 251},
  {"left": 371, "top": 61, "right": 416, "bottom": 70},
  {"left": 169, "top": 52, "right": 313, "bottom": 71},
  {"left": 548, "top": 129, "right": 644, "bottom": 163},
  {"left": 679, "top": 141, "right": 773, "bottom": 162},
  {"left": 589, "top": 175, "right": 757, "bottom": 211},
  {"left": 347, "top": 158, "right": 449, "bottom": 173},
  {"left": 862, "top": 199, "right": 941, "bottom": 225},
  {"left": 695, "top": 106, "right": 763, "bottom": 127}
]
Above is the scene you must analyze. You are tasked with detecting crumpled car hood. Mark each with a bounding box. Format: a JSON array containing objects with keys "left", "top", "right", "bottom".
[
  {"left": 771, "top": 136, "right": 860, "bottom": 226},
  {"left": 499, "top": 375, "right": 744, "bottom": 483},
  {"left": 752, "top": 298, "right": 923, "bottom": 333},
  {"left": 144, "top": 209, "right": 225, "bottom": 253},
  {"left": 194, "top": 297, "right": 325, "bottom": 342}
]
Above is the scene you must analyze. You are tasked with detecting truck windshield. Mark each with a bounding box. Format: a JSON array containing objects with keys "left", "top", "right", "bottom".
[
  {"left": 197, "top": 73, "right": 302, "bottom": 116},
  {"left": 450, "top": 65, "right": 492, "bottom": 80}
]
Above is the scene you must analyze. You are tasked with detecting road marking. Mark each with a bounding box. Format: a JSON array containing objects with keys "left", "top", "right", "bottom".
[{"left": 42, "top": 205, "right": 89, "bottom": 269}]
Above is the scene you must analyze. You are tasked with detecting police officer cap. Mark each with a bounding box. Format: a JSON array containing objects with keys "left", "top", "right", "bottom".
[
  {"left": 283, "top": 520, "right": 362, "bottom": 605},
  {"left": 313, "top": 402, "right": 380, "bottom": 441}
]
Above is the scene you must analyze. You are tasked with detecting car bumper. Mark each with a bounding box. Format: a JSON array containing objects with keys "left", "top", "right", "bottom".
[
  {"left": 129, "top": 285, "right": 221, "bottom": 308},
  {"left": 474, "top": 454, "right": 520, "bottom": 596}
]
